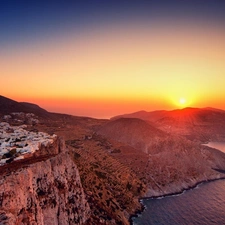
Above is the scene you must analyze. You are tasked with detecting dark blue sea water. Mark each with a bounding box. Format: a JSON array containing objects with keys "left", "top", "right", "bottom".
[
  {"left": 132, "top": 179, "right": 225, "bottom": 225},
  {"left": 132, "top": 141, "right": 225, "bottom": 225}
]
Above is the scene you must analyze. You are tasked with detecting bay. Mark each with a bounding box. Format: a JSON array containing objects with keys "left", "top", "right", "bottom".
[{"left": 132, "top": 179, "right": 225, "bottom": 225}]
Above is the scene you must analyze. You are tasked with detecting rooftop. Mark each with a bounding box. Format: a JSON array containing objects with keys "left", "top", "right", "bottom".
[{"left": 0, "top": 122, "right": 56, "bottom": 165}]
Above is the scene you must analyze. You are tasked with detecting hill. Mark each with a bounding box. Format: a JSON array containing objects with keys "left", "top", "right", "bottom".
[
  {"left": 0, "top": 95, "right": 28, "bottom": 115},
  {"left": 0, "top": 95, "right": 78, "bottom": 122},
  {"left": 97, "top": 118, "right": 166, "bottom": 154},
  {"left": 2, "top": 95, "right": 225, "bottom": 224},
  {"left": 96, "top": 117, "right": 225, "bottom": 197},
  {"left": 0, "top": 95, "right": 54, "bottom": 119},
  {"left": 112, "top": 107, "right": 225, "bottom": 141}
]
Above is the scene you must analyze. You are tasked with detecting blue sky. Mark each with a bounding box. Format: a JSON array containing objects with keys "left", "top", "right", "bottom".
[{"left": 1, "top": 0, "right": 225, "bottom": 47}]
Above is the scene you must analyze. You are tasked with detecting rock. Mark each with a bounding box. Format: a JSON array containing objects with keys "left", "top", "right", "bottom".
[{"left": 0, "top": 146, "right": 90, "bottom": 224}]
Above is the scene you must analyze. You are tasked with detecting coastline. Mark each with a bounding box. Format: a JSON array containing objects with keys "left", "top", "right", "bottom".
[{"left": 129, "top": 176, "right": 225, "bottom": 225}]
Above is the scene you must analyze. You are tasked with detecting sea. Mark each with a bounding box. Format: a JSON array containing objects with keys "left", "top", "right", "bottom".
[{"left": 132, "top": 142, "right": 225, "bottom": 225}]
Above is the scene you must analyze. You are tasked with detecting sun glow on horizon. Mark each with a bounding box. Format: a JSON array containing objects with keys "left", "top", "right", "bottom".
[
  {"left": 179, "top": 98, "right": 186, "bottom": 105},
  {"left": 0, "top": 3, "right": 225, "bottom": 118},
  {"left": 170, "top": 96, "right": 194, "bottom": 109}
]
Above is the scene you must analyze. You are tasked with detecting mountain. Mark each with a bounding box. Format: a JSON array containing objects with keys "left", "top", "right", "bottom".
[
  {"left": 111, "top": 109, "right": 168, "bottom": 121},
  {"left": 112, "top": 107, "right": 225, "bottom": 123},
  {"left": 97, "top": 118, "right": 166, "bottom": 154},
  {"left": 0, "top": 95, "right": 143, "bottom": 225},
  {"left": 97, "top": 117, "right": 225, "bottom": 197},
  {"left": 0, "top": 95, "right": 69, "bottom": 121},
  {"left": 0, "top": 95, "right": 51, "bottom": 118},
  {"left": 112, "top": 107, "right": 225, "bottom": 142},
  {"left": 2, "top": 95, "right": 225, "bottom": 224},
  {"left": 0, "top": 95, "right": 29, "bottom": 115}
]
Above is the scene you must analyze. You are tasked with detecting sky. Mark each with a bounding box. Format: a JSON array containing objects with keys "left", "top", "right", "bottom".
[{"left": 1, "top": 0, "right": 225, "bottom": 118}]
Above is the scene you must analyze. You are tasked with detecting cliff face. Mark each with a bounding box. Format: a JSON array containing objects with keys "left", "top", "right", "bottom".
[{"left": 0, "top": 138, "right": 90, "bottom": 225}]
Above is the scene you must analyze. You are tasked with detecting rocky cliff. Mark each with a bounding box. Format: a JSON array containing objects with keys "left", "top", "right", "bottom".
[
  {"left": 97, "top": 118, "right": 225, "bottom": 198},
  {"left": 0, "top": 138, "right": 90, "bottom": 225}
]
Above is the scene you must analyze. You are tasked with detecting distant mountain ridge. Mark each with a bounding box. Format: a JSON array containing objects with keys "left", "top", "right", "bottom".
[
  {"left": 1, "top": 95, "right": 225, "bottom": 141},
  {"left": 111, "top": 107, "right": 225, "bottom": 122},
  {"left": 0, "top": 95, "right": 57, "bottom": 119},
  {"left": 0, "top": 95, "right": 29, "bottom": 115},
  {"left": 111, "top": 107, "right": 225, "bottom": 141}
]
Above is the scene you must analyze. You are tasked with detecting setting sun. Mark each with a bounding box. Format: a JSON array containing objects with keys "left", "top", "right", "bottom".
[
  {"left": 0, "top": 1, "right": 225, "bottom": 118},
  {"left": 179, "top": 98, "right": 187, "bottom": 105}
]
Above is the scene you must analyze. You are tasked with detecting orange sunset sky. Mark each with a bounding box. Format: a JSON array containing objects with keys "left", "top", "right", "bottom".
[{"left": 1, "top": 1, "right": 225, "bottom": 118}]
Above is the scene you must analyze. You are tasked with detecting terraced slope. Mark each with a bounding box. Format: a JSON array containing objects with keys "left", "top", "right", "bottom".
[{"left": 66, "top": 135, "right": 146, "bottom": 225}]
